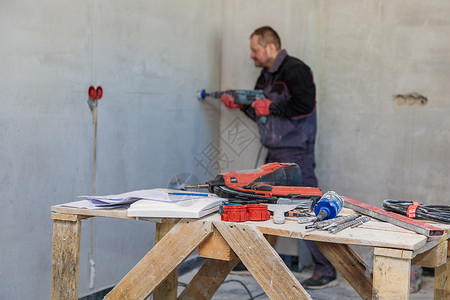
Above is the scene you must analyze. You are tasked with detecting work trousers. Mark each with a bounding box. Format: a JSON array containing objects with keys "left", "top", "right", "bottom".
[{"left": 265, "top": 148, "right": 337, "bottom": 278}]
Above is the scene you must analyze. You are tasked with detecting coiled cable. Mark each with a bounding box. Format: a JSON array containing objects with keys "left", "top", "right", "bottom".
[{"left": 383, "top": 199, "right": 450, "bottom": 224}]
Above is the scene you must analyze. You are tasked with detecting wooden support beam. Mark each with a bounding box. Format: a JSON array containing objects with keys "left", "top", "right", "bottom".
[
  {"left": 372, "top": 248, "right": 411, "bottom": 299},
  {"left": 154, "top": 222, "right": 179, "bottom": 300},
  {"left": 105, "top": 220, "right": 213, "bottom": 300},
  {"left": 51, "top": 219, "right": 82, "bottom": 300},
  {"left": 434, "top": 244, "right": 450, "bottom": 300},
  {"left": 51, "top": 212, "right": 90, "bottom": 221},
  {"left": 412, "top": 240, "right": 447, "bottom": 267},
  {"left": 214, "top": 221, "right": 312, "bottom": 300},
  {"left": 313, "top": 242, "right": 372, "bottom": 299},
  {"left": 198, "top": 228, "right": 238, "bottom": 261},
  {"left": 198, "top": 228, "right": 277, "bottom": 262},
  {"left": 178, "top": 258, "right": 239, "bottom": 300},
  {"left": 435, "top": 258, "right": 450, "bottom": 299}
]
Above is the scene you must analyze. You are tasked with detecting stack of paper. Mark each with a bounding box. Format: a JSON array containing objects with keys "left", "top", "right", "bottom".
[
  {"left": 127, "top": 196, "right": 224, "bottom": 218},
  {"left": 62, "top": 189, "right": 225, "bottom": 218}
]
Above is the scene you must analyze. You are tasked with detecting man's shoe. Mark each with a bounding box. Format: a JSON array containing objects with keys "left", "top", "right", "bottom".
[{"left": 301, "top": 275, "right": 337, "bottom": 289}]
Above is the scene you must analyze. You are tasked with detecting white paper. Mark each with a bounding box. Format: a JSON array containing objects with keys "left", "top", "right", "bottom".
[
  {"left": 61, "top": 200, "right": 127, "bottom": 209},
  {"left": 75, "top": 189, "right": 213, "bottom": 209}
]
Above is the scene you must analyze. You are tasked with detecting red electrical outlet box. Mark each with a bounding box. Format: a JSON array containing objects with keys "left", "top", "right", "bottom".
[{"left": 221, "top": 204, "right": 269, "bottom": 222}]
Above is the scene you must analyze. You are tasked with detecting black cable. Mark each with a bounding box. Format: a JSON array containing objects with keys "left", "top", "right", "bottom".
[
  {"left": 254, "top": 121, "right": 268, "bottom": 168},
  {"left": 178, "top": 279, "right": 255, "bottom": 299},
  {"left": 223, "top": 280, "right": 254, "bottom": 300},
  {"left": 383, "top": 200, "right": 450, "bottom": 224},
  {"left": 252, "top": 291, "right": 267, "bottom": 299}
]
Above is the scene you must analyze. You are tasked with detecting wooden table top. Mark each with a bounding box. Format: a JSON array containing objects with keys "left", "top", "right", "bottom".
[{"left": 51, "top": 204, "right": 449, "bottom": 252}]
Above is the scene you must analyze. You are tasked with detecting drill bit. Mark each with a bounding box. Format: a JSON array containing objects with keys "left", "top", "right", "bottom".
[
  {"left": 322, "top": 214, "right": 361, "bottom": 230},
  {"left": 329, "top": 216, "right": 371, "bottom": 234},
  {"left": 297, "top": 216, "right": 317, "bottom": 224},
  {"left": 184, "top": 184, "right": 209, "bottom": 189},
  {"left": 305, "top": 214, "right": 359, "bottom": 230}
]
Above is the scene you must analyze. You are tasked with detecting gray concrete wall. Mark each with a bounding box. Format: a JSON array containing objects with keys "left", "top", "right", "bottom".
[
  {"left": 0, "top": 1, "right": 221, "bottom": 298},
  {"left": 220, "top": 1, "right": 450, "bottom": 206},
  {"left": 316, "top": 1, "right": 450, "bottom": 205},
  {"left": 2, "top": 0, "right": 450, "bottom": 298}
]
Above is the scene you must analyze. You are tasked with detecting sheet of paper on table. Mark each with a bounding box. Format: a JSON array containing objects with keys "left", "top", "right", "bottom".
[
  {"left": 61, "top": 189, "right": 226, "bottom": 218},
  {"left": 126, "top": 196, "right": 224, "bottom": 218}
]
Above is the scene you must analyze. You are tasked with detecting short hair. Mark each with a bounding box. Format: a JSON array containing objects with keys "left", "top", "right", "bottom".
[{"left": 251, "top": 26, "right": 282, "bottom": 50}]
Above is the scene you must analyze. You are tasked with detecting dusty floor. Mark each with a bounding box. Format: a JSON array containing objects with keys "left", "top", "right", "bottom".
[{"left": 178, "top": 265, "right": 434, "bottom": 299}]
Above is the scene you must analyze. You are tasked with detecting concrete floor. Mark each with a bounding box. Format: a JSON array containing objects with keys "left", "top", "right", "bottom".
[{"left": 178, "top": 265, "right": 434, "bottom": 299}]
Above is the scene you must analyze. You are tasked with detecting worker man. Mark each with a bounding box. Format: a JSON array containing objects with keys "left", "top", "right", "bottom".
[{"left": 220, "top": 26, "right": 337, "bottom": 289}]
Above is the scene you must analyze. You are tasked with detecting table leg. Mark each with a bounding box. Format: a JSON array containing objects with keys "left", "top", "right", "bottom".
[
  {"left": 372, "top": 248, "right": 412, "bottom": 299},
  {"left": 50, "top": 217, "right": 82, "bottom": 300},
  {"left": 178, "top": 258, "right": 239, "bottom": 300},
  {"left": 154, "top": 223, "right": 178, "bottom": 300},
  {"left": 214, "top": 221, "right": 312, "bottom": 300},
  {"left": 313, "top": 241, "right": 372, "bottom": 299},
  {"left": 434, "top": 251, "right": 450, "bottom": 299}
]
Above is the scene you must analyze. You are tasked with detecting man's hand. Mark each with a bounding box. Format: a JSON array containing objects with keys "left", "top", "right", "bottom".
[
  {"left": 220, "top": 93, "right": 243, "bottom": 109},
  {"left": 252, "top": 99, "right": 272, "bottom": 116}
]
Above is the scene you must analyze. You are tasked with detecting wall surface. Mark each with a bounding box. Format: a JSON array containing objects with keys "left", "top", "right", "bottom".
[
  {"left": 0, "top": 1, "right": 221, "bottom": 298},
  {"left": 2, "top": 0, "right": 450, "bottom": 298},
  {"left": 220, "top": 1, "right": 450, "bottom": 207},
  {"left": 315, "top": 1, "right": 450, "bottom": 204}
]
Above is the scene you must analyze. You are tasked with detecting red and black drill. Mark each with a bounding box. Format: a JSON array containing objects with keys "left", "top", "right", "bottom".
[{"left": 185, "top": 162, "right": 322, "bottom": 205}]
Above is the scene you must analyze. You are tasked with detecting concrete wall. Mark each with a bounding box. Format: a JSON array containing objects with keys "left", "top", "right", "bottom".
[
  {"left": 0, "top": 1, "right": 221, "bottom": 298},
  {"left": 220, "top": 0, "right": 450, "bottom": 206},
  {"left": 2, "top": 0, "right": 450, "bottom": 298},
  {"left": 316, "top": 1, "right": 450, "bottom": 205}
]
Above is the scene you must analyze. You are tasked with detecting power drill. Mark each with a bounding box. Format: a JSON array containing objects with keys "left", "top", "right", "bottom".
[
  {"left": 197, "top": 89, "right": 268, "bottom": 124},
  {"left": 184, "top": 162, "right": 322, "bottom": 203}
]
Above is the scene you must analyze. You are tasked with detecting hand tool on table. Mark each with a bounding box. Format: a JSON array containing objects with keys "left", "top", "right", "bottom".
[
  {"left": 308, "top": 191, "right": 344, "bottom": 226},
  {"left": 196, "top": 88, "right": 268, "bottom": 124},
  {"left": 267, "top": 204, "right": 298, "bottom": 224},
  {"left": 184, "top": 162, "right": 322, "bottom": 205},
  {"left": 329, "top": 216, "right": 371, "bottom": 234},
  {"left": 321, "top": 214, "right": 362, "bottom": 230},
  {"left": 305, "top": 214, "right": 359, "bottom": 230},
  {"left": 297, "top": 216, "right": 318, "bottom": 224},
  {"left": 343, "top": 196, "right": 445, "bottom": 237}
]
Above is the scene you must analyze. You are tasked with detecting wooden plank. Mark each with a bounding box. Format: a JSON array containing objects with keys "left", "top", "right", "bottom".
[
  {"left": 199, "top": 230, "right": 277, "bottom": 261},
  {"left": 51, "top": 205, "right": 132, "bottom": 219},
  {"left": 435, "top": 255, "right": 450, "bottom": 299},
  {"left": 198, "top": 229, "right": 238, "bottom": 261},
  {"left": 264, "top": 233, "right": 278, "bottom": 245},
  {"left": 178, "top": 258, "right": 239, "bottom": 300},
  {"left": 51, "top": 204, "right": 180, "bottom": 223},
  {"left": 214, "top": 221, "right": 312, "bottom": 300},
  {"left": 313, "top": 241, "right": 372, "bottom": 299},
  {"left": 51, "top": 212, "right": 90, "bottom": 221},
  {"left": 154, "top": 223, "right": 179, "bottom": 300},
  {"left": 412, "top": 240, "right": 447, "bottom": 267},
  {"left": 201, "top": 213, "right": 427, "bottom": 251},
  {"left": 374, "top": 247, "right": 413, "bottom": 260},
  {"left": 372, "top": 248, "right": 411, "bottom": 299},
  {"left": 51, "top": 219, "right": 82, "bottom": 300},
  {"left": 105, "top": 220, "right": 213, "bottom": 300}
]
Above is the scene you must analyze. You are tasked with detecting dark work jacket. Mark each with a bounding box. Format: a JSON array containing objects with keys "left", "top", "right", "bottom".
[{"left": 242, "top": 50, "right": 317, "bottom": 152}]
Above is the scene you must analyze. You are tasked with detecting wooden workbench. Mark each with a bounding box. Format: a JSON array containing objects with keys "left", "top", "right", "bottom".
[{"left": 50, "top": 203, "right": 450, "bottom": 300}]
